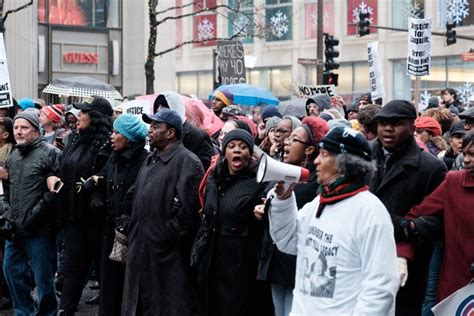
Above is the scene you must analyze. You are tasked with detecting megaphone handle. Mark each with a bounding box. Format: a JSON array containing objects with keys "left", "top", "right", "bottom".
[{"left": 262, "top": 195, "right": 274, "bottom": 221}]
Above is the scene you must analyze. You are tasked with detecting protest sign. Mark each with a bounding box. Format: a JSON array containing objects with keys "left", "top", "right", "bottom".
[
  {"left": 432, "top": 281, "right": 474, "bottom": 315},
  {"left": 122, "top": 100, "right": 152, "bottom": 118},
  {"left": 217, "top": 40, "right": 246, "bottom": 85},
  {"left": 406, "top": 17, "right": 432, "bottom": 76},
  {"left": 367, "top": 42, "right": 385, "bottom": 100},
  {"left": 0, "top": 34, "right": 13, "bottom": 108},
  {"left": 297, "top": 84, "right": 336, "bottom": 98}
]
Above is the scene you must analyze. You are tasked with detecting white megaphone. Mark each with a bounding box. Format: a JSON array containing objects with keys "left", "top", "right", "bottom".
[{"left": 256, "top": 154, "right": 310, "bottom": 185}]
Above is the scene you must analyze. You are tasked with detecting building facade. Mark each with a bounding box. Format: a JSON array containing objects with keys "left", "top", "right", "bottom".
[{"left": 155, "top": 0, "right": 474, "bottom": 104}]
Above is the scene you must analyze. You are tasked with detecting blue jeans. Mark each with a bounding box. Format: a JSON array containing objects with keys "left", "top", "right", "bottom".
[
  {"left": 421, "top": 242, "right": 444, "bottom": 316},
  {"left": 3, "top": 236, "right": 58, "bottom": 316},
  {"left": 271, "top": 283, "right": 293, "bottom": 316}
]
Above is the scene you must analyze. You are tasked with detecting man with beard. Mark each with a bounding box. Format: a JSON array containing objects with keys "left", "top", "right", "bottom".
[
  {"left": 122, "top": 109, "right": 204, "bottom": 315},
  {"left": 369, "top": 100, "right": 447, "bottom": 315}
]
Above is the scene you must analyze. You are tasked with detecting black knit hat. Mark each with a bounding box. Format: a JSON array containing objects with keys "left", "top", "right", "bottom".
[
  {"left": 319, "top": 126, "right": 372, "bottom": 161},
  {"left": 222, "top": 129, "right": 255, "bottom": 155},
  {"left": 374, "top": 100, "right": 417, "bottom": 120}
]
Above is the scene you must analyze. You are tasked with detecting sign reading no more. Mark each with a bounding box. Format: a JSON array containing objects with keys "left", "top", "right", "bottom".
[{"left": 217, "top": 40, "right": 246, "bottom": 85}]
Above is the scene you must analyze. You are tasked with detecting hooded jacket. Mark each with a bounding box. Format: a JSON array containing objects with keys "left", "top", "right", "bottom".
[{"left": 306, "top": 95, "right": 332, "bottom": 116}]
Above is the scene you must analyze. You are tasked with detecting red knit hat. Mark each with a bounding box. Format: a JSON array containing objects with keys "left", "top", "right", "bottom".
[
  {"left": 301, "top": 116, "right": 329, "bottom": 146},
  {"left": 42, "top": 104, "right": 65, "bottom": 124},
  {"left": 415, "top": 116, "right": 442, "bottom": 137}
]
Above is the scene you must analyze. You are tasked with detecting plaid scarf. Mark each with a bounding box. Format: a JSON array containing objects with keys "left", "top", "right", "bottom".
[{"left": 316, "top": 176, "right": 368, "bottom": 218}]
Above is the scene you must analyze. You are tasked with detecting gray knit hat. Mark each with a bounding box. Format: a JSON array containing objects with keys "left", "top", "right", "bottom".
[
  {"left": 14, "top": 110, "right": 41, "bottom": 131},
  {"left": 265, "top": 117, "right": 281, "bottom": 135},
  {"left": 282, "top": 115, "right": 302, "bottom": 131}
]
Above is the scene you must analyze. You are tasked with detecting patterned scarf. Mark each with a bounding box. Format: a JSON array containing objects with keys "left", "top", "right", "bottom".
[{"left": 316, "top": 176, "right": 368, "bottom": 218}]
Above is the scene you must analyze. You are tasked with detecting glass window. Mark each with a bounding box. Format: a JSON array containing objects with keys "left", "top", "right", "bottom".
[
  {"left": 270, "top": 67, "right": 292, "bottom": 97},
  {"left": 347, "top": 0, "right": 378, "bottom": 36},
  {"left": 353, "top": 62, "right": 370, "bottom": 93},
  {"left": 177, "top": 71, "right": 214, "bottom": 98},
  {"left": 228, "top": 0, "right": 254, "bottom": 44},
  {"left": 107, "top": 0, "right": 120, "bottom": 28},
  {"left": 42, "top": 0, "right": 108, "bottom": 28},
  {"left": 440, "top": 0, "right": 474, "bottom": 27},
  {"left": 266, "top": 2, "right": 292, "bottom": 41},
  {"left": 177, "top": 73, "right": 196, "bottom": 96},
  {"left": 198, "top": 72, "right": 214, "bottom": 98},
  {"left": 305, "top": 0, "right": 335, "bottom": 39},
  {"left": 392, "top": 0, "right": 424, "bottom": 29},
  {"left": 334, "top": 64, "right": 352, "bottom": 93}
]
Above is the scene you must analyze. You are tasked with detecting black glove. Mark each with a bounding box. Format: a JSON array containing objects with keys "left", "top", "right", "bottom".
[
  {"left": 82, "top": 177, "right": 97, "bottom": 191},
  {"left": 90, "top": 197, "right": 105, "bottom": 212}
]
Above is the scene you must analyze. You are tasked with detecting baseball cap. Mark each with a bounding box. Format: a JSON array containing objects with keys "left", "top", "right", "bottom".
[
  {"left": 73, "top": 95, "right": 114, "bottom": 117},
  {"left": 142, "top": 108, "right": 183, "bottom": 132}
]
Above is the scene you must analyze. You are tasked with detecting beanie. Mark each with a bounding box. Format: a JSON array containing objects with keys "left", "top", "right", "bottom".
[
  {"left": 301, "top": 116, "right": 329, "bottom": 146},
  {"left": 113, "top": 113, "right": 148, "bottom": 143},
  {"left": 415, "top": 117, "right": 442, "bottom": 137},
  {"left": 265, "top": 117, "right": 281, "bottom": 135},
  {"left": 375, "top": 100, "right": 417, "bottom": 120},
  {"left": 221, "top": 105, "right": 244, "bottom": 117},
  {"left": 14, "top": 110, "right": 41, "bottom": 131},
  {"left": 214, "top": 90, "right": 234, "bottom": 107},
  {"left": 448, "top": 105, "right": 459, "bottom": 116},
  {"left": 233, "top": 115, "right": 257, "bottom": 138},
  {"left": 261, "top": 106, "right": 282, "bottom": 120},
  {"left": 41, "top": 104, "right": 65, "bottom": 124},
  {"left": 428, "top": 96, "right": 439, "bottom": 108},
  {"left": 282, "top": 115, "right": 302, "bottom": 130},
  {"left": 328, "top": 118, "right": 352, "bottom": 130},
  {"left": 319, "top": 126, "right": 372, "bottom": 161},
  {"left": 222, "top": 129, "right": 255, "bottom": 155},
  {"left": 17, "top": 98, "right": 35, "bottom": 111}
]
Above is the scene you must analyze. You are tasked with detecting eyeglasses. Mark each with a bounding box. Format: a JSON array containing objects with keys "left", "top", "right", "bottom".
[
  {"left": 284, "top": 136, "right": 312, "bottom": 146},
  {"left": 276, "top": 128, "right": 291, "bottom": 134}
]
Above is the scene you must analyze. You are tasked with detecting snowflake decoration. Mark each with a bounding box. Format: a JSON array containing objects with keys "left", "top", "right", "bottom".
[
  {"left": 457, "top": 82, "right": 473, "bottom": 104},
  {"left": 310, "top": 10, "right": 330, "bottom": 32},
  {"left": 233, "top": 14, "right": 251, "bottom": 37},
  {"left": 352, "top": 1, "right": 374, "bottom": 24},
  {"left": 197, "top": 18, "right": 215, "bottom": 42},
  {"left": 447, "top": 0, "right": 470, "bottom": 25},
  {"left": 419, "top": 90, "right": 431, "bottom": 111},
  {"left": 270, "top": 11, "right": 289, "bottom": 38},
  {"left": 402, "top": 0, "right": 422, "bottom": 18}
]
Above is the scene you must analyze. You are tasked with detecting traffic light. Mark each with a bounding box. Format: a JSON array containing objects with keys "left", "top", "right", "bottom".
[
  {"left": 324, "top": 34, "right": 339, "bottom": 71},
  {"left": 358, "top": 11, "right": 371, "bottom": 37},
  {"left": 323, "top": 72, "right": 339, "bottom": 86},
  {"left": 446, "top": 22, "right": 456, "bottom": 46}
]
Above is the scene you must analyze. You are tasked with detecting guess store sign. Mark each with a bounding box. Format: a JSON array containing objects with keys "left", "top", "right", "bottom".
[{"left": 63, "top": 52, "right": 98, "bottom": 64}]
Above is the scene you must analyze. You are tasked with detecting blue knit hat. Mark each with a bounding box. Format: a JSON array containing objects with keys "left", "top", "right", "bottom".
[
  {"left": 113, "top": 114, "right": 148, "bottom": 143},
  {"left": 18, "top": 98, "right": 35, "bottom": 111}
]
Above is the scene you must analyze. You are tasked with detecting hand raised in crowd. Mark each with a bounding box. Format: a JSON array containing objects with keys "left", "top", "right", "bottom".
[
  {"left": 254, "top": 197, "right": 267, "bottom": 221},
  {"left": 274, "top": 181, "right": 296, "bottom": 200},
  {"left": 257, "top": 122, "right": 266, "bottom": 140}
]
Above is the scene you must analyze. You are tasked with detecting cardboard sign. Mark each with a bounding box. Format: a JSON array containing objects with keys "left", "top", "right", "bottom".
[
  {"left": 297, "top": 84, "right": 336, "bottom": 98},
  {"left": 367, "top": 42, "right": 385, "bottom": 100},
  {"left": 406, "top": 17, "right": 432, "bottom": 76},
  {"left": 122, "top": 100, "right": 151, "bottom": 118},
  {"left": 0, "top": 34, "right": 13, "bottom": 108},
  {"left": 432, "top": 281, "right": 474, "bottom": 315},
  {"left": 217, "top": 40, "right": 246, "bottom": 85}
]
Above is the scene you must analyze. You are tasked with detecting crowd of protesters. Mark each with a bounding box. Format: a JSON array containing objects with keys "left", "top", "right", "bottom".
[{"left": 0, "top": 86, "right": 471, "bottom": 316}]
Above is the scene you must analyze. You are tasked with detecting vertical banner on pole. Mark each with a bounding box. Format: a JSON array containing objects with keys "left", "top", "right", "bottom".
[
  {"left": 367, "top": 41, "right": 385, "bottom": 100},
  {"left": 0, "top": 33, "right": 13, "bottom": 108},
  {"left": 406, "top": 17, "right": 432, "bottom": 77}
]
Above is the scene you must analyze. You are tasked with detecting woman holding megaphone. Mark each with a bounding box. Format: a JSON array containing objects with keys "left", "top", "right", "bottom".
[{"left": 254, "top": 116, "right": 329, "bottom": 316}]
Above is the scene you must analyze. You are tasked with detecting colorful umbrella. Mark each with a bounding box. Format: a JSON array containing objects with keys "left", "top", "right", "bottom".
[{"left": 209, "top": 84, "right": 279, "bottom": 106}]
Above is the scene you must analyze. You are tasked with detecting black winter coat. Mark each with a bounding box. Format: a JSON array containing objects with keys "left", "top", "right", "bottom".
[
  {"left": 4, "top": 138, "right": 60, "bottom": 237},
  {"left": 369, "top": 138, "right": 447, "bottom": 316},
  {"left": 257, "top": 166, "right": 318, "bottom": 288},
  {"left": 122, "top": 142, "right": 204, "bottom": 316},
  {"left": 191, "top": 161, "right": 268, "bottom": 316},
  {"left": 59, "top": 131, "right": 112, "bottom": 223},
  {"left": 183, "top": 122, "right": 215, "bottom": 171}
]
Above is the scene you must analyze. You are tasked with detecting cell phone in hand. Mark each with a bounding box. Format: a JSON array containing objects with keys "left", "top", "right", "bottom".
[{"left": 53, "top": 180, "right": 64, "bottom": 193}]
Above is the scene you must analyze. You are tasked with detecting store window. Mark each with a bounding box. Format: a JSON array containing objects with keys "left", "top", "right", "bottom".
[
  {"left": 265, "top": 0, "right": 292, "bottom": 41},
  {"left": 392, "top": 0, "right": 424, "bottom": 29},
  {"left": 304, "top": 0, "right": 335, "bottom": 39},
  {"left": 39, "top": 0, "right": 110, "bottom": 28},
  {"left": 228, "top": 0, "right": 254, "bottom": 44},
  {"left": 347, "top": 0, "right": 378, "bottom": 36},
  {"left": 439, "top": 0, "right": 474, "bottom": 27},
  {"left": 193, "top": 0, "right": 218, "bottom": 47},
  {"left": 392, "top": 57, "right": 474, "bottom": 103},
  {"left": 177, "top": 71, "right": 214, "bottom": 98}
]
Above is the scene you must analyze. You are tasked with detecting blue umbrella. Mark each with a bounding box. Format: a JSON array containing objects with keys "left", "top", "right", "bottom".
[{"left": 209, "top": 84, "right": 279, "bottom": 106}]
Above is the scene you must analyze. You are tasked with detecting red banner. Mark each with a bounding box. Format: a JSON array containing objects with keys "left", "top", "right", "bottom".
[
  {"left": 193, "top": 14, "right": 217, "bottom": 47},
  {"left": 305, "top": 1, "right": 335, "bottom": 39},
  {"left": 347, "top": 0, "right": 377, "bottom": 35}
]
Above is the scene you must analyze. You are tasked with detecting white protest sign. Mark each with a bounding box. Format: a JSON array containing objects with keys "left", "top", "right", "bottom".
[
  {"left": 367, "top": 42, "right": 385, "bottom": 100},
  {"left": 432, "top": 281, "right": 474, "bottom": 315},
  {"left": 0, "top": 34, "right": 13, "bottom": 108},
  {"left": 406, "top": 17, "right": 432, "bottom": 77},
  {"left": 297, "top": 84, "right": 337, "bottom": 98},
  {"left": 122, "top": 100, "right": 151, "bottom": 118}
]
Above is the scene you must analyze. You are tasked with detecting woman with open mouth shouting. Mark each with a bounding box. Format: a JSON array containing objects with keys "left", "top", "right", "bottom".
[{"left": 192, "top": 129, "right": 272, "bottom": 316}]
